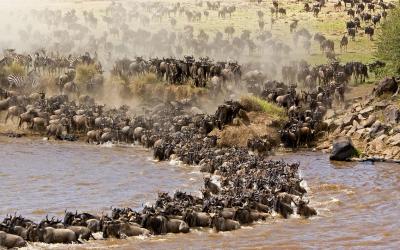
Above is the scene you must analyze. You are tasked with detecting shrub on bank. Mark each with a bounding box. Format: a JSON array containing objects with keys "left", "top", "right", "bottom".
[{"left": 376, "top": 7, "right": 400, "bottom": 74}]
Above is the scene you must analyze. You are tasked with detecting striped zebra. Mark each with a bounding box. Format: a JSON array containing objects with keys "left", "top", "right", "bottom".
[
  {"left": 12, "top": 54, "right": 32, "bottom": 71},
  {"left": 7, "top": 71, "right": 39, "bottom": 89}
]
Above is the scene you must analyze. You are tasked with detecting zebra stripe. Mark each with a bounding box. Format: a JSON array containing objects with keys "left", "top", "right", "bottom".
[
  {"left": 7, "top": 74, "right": 39, "bottom": 88},
  {"left": 67, "top": 56, "right": 79, "bottom": 68}
]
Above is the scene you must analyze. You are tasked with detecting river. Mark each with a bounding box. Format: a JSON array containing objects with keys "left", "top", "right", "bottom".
[{"left": 0, "top": 137, "right": 399, "bottom": 249}]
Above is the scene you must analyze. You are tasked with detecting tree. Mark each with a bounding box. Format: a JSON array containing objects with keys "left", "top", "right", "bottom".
[{"left": 376, "top": 7, "right": 400, "bottom": 74}]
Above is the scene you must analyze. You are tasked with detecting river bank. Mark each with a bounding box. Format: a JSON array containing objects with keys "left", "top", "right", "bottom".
[{"left": 318, "top": 79, "right": 400, "bottom": 162}]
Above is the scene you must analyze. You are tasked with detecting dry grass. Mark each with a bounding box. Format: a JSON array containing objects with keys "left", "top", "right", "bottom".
[
  {"left": 133, "top": 73, "right": 161, "bottom": 85},
  {"left": 209, "top": 111, "right": 280, "bottom": 148},
  {"left": 109, "top": 73, "right": 207, "bottom": 101},
  {"left": 75, "top": 63, "right": 97, "bottom": 86},
  {"left": 3, "top": 62, "right": 25, "bottom": 76},
  {"left": 38, "top": 75, "right": 58, "bottom": 95}
]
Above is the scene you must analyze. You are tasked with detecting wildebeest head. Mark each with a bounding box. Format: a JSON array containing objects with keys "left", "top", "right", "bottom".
[{"left": 63, "top": 211, "right": 75, "bottom": 226}]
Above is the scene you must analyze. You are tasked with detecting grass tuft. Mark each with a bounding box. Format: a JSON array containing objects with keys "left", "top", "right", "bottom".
[
  {"left": 4, "top": 62, "right": 25, "bottom": 76},
  {"left": 75, "top": 63, "right": 98, "bottom": 86},
  {"left": 240, "top": 95, "right": 287, "bottom": 121}
]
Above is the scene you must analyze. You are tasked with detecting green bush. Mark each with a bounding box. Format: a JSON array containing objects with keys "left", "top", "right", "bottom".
[{"left": 376, "top": 6, "right": 400, "bottom": 74}]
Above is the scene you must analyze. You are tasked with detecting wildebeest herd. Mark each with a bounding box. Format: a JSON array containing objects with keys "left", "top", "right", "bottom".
[
  {"left": 0, "top": 46, "right": 383, "bottom": 151},
  {"left": 0, "top": 0, "right": 391, "bottom": 73},
  {"left": 112, "top": 56, "right": 241, "bottom": 87},
  {"left": 0, "top": 95, "right": 318, "bottom": 247},
  {"left": 0, "top": 0, "right": 397, "bottom": 248}
]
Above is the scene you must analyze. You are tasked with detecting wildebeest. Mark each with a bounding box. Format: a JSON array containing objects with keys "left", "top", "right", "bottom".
[
  {"left": 364, "top": 26, "right": 374, "bottom": 40},
  {"left": 347, "top": 28, "right": 356, "bottom": 41},
  {"left": 340, "top": 35, "right": 348, "bottom": 52},
  {"left": 0, "top": 231, "right": 27, "bottom": 248},
  {"left": 211, "top": 214, "right": 240, "bottom": 232}
]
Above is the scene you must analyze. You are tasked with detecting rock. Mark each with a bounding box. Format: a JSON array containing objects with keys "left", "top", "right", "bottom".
[
  {"left": 383, "top": 105, "right": 400, "bottom": 124},
  {"left": 330, "top": 137, "right": 359, "bottom": 161},
  {"left": 374, "top": 100, "right": 388, "bottom": 109},
  {"left": 354, "top": 129, "right": 366, "bottom": 140},
  {"left": 392, "top": 146, "right": 400, "bottom": 157},
  {"left": 341, "top": 114, "right": 357, "bottom": 127},
  {"left": 347, "top": 125, "right": 357, "bottom": 136},
  {"left": 340, "top": 129, "right": 348, "bottom": 136},
  {"left": 332, "top": 126, "right": 342, "bottom": 136},
  {"left": 382, "top": 147, "right": 400, "bottom": 158},
  {"left": 361, "top": 114, "right": 376, "bottom": 128},
  {"left": 324, "top": 118, "right": 337, "bottom": 130},
  {"left": 353, "top": 120, "right": 362, "bottom": 130},
  {"left": 374, "top": 129, "right": 386, "bottom": 138},
  {"left": 357, "top": 114, "right": 366, "bottom": 121},
  {"left": 359, "top": 106, "right": 374, "bottom": 116},
  {"left": 388, "top": 133, "right": 400, "bottom": 146},
  {"left": 368, "top": 134, "right": 388, "bottom": 152},
  {"left": 393, "top": 126, "right": 400, "bottom": 134},
  {"left": 334, "top": 118, "right": 343, "bottom": 127},
  {"left": 316, "top": 141, "right": 330, "bottom": 150},
  {"left": 324, "top": 109, "right": 335, "bottom": 119},
  {"left": 370, "top": 120, "right": 382, "bottom": 134},
  {"left": 373, "top": 77, "right": 398, "bottom": 97},
  {"left": 190, "top": 107, "right": 204, "bottom": 115},
  {"left": 344, "top": 125, "right": 352, "bottom": 131}
]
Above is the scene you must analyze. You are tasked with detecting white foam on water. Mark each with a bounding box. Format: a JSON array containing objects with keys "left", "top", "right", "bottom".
[
  {"left": 149, "top": 157, "right": 159, "bottom": 162},
  {"left": 92, "top": 232, "right": 103, "bottom": 240},
  {"left": 168, "top": 158, "right": 182, "bottom": 166},
  {"left": 289, "top": 213, "right": 301, "bottom": 219},
  {"left": 25, "top": 242, "right": 82, "bottom": 249},
  {"left": 135, "top": 234, "right": 150, "bottom": 240},
  {"left": 100, "top": 141, "right": 114, "bottom": 148},
  {"left": 329, "top": 197, "right": 340, "bottom": 204}
]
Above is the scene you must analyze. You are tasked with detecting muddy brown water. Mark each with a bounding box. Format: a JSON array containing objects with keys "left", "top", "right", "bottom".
[{"left": 0, "top": 137, "right": 399, "bottom": 249}]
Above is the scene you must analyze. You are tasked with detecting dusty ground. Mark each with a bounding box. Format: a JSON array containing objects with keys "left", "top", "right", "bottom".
[{"left": 209, "top": 111, "right": 280, "bottom": 148}]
